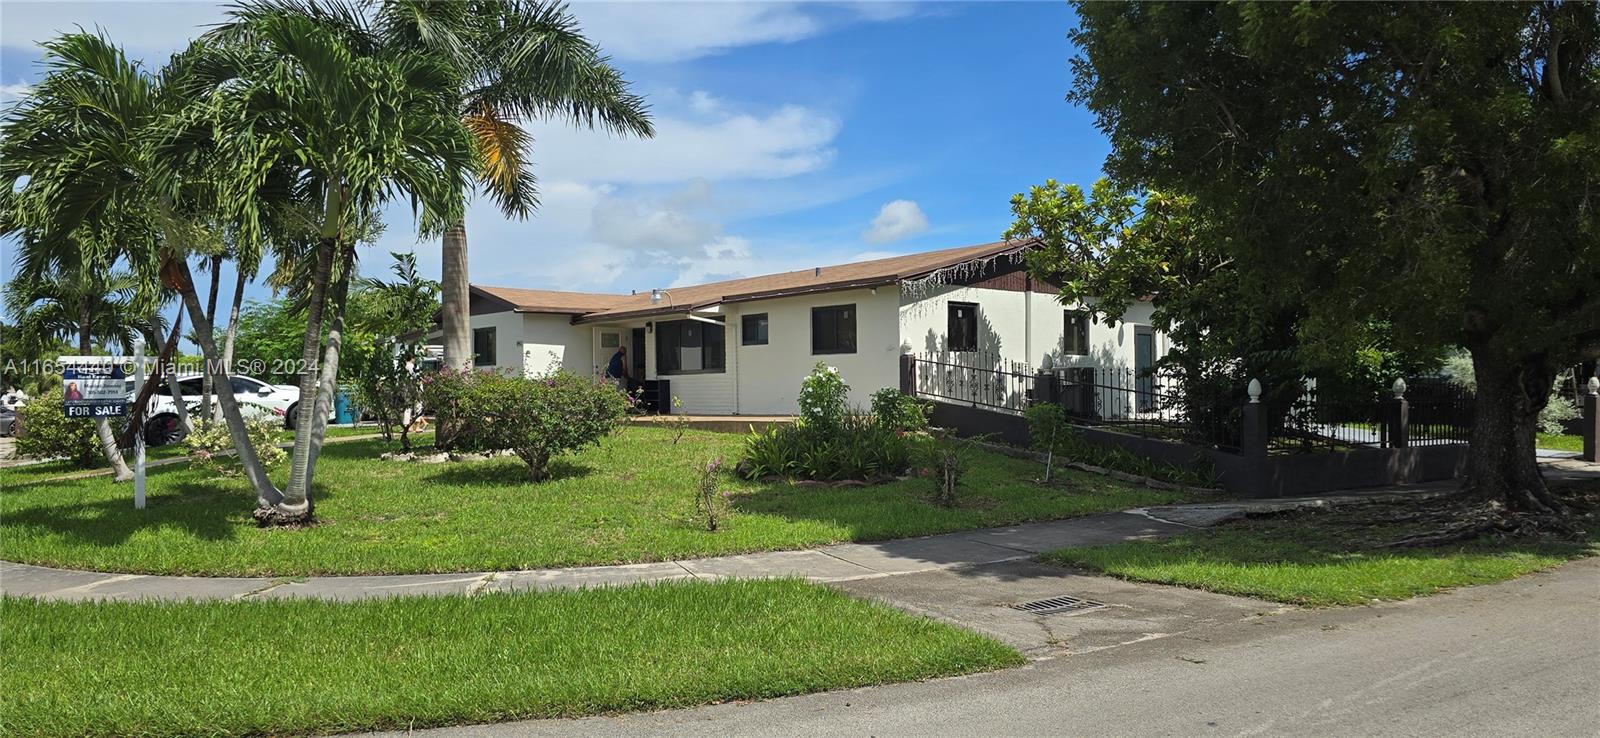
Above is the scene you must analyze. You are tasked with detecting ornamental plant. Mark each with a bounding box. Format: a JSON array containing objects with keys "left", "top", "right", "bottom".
[
  {"left": 185, "top": 416, "right": 286, "bottom": 477},
  {"left": 454, "top": 370, "right": 630, "bottom": 482},
  {"left": 14, "top": 394, "right": 102, "bottom": 466},
  {"left": 797, "top": 362, "right": 849, "bottom": 436}
]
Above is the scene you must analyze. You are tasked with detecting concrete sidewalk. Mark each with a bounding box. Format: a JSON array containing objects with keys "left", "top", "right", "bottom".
[{"left": 0, "top": 482, "right": 1469, "bottom": 603}]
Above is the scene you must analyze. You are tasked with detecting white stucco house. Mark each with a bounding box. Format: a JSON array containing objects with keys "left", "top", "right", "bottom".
[{"left": 460, "top": 239, "right": 1167, "bottom": 415}]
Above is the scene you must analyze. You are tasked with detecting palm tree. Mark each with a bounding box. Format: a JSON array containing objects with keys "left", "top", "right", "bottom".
[
  {"left": 0, "top": 34, "right": 170, "bottom": 481},
  {"left": 372, "top": 0, "right": 653, "bottom": 370},
  {"left": 2, "top": 248, "right": 159, "bottom": 480},
  {"left": 172, "top": 0, "right": 475, "bottom": 523}
]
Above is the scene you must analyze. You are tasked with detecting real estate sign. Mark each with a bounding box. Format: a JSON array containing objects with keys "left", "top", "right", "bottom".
[{"left": 59, "top": 357, "right": 128, "bottom": 418}]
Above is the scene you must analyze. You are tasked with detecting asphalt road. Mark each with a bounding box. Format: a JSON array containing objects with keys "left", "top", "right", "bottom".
[{"left": 395, "top": 557, "right": 1600, "bottom": 738}]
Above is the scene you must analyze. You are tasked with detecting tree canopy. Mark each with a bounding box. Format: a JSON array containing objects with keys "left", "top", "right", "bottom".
[{"left": 1060, "top": 1, "right": 1600, "bottom": 511}]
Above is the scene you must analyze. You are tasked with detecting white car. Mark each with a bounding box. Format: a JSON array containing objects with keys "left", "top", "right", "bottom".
[{"left": 131, "top": 374, "right": 312, "bottom": 446}]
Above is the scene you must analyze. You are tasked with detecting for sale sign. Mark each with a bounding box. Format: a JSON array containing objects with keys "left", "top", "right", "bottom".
[{"left": 60, "top": 357, "right": 128, "bottom": 418}]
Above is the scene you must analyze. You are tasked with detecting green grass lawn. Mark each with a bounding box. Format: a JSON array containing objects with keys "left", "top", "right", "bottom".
[
  {"left": 3, "top": 579, "right": 1022, "bottom": 738},
  {"left": 1538, "top": 433, "right": 1585, "bottom": 452},
  {"left": 1044, "top": 504, "right": 1597, "bottom": 606},
  {"left": 0, "top": 425, "right": 383, "bottom": 486},
  {"left": 0, "top": 426, "right": 1182, "bottom": 576}
]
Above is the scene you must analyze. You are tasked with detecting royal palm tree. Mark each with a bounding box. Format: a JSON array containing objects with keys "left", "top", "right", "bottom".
[{"left": 372, "top": 0, "right": 653, "bottom": 370}]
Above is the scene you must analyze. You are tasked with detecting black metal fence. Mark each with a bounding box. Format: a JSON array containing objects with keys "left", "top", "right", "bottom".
[
  {"left": 1263, "top": 378, "right": 1475, "bottom": 453},
  {"left": 904, "top": 351, "right": 1476, "bottom": 456}
]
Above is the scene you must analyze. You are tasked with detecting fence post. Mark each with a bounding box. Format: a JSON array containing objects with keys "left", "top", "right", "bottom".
[
  {"left": 1583, "top": 376, "right": 1599, "bottom": 463},
  {"left": 899, "top": 353, "right": 916, "bottom": 395},
  {"left": 1388, "top": 378, "right": 1410, "bottom": 449},
  {"left": 1239, "top": 378, "right": 1270, "bottom": 495}
]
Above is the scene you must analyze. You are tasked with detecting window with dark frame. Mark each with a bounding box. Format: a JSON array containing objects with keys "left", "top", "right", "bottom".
[
  {"left": 741, "top": 313, "right": 769, "bottom": 346},
  {"left": 473, "top": 327, "right": 497, "bottom": 366},
  {"left": 947, "top": 302, "right": 978, "bottom": 352},
  {"left": 655, "top": 318, "right": 726, "bottom": 375},
  {"left": 1063, "top": 310, "right": 1090, "bottom": 356},
  {"left": 812, "top": 304, "right": 856, "bottom": 354}
]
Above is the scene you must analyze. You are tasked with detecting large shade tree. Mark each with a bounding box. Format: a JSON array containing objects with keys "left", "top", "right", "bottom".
[
  {"left": 1065, "top": 1, "right": 1600, "bottom": 515},
  {"left": 374, "top": 0, "right": 654, "bottom": 370}
]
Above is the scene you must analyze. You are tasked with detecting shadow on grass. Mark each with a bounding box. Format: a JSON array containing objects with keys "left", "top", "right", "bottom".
[
  {"left": 421, "top": 457, "right": 598, "bottom": 487},
  {"left": 2, "top": 465, "right": 344, "bottom": 548}
]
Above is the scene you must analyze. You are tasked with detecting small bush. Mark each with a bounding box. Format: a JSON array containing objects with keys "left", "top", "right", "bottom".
[
  {"left": 185, "top": 417, "right": 287, "bottom": 476},
  {"left": 1025, "top": 403, "right": 1215, "bottom": 488},
  {"left": 917, "top": 431, "right": 982, "bottom": 507},
  {"left": 439, "top": 370, "right": 630, "bottom": 482},
  {"left": 14, "top": 395, "right": 102, "bottom": 466},
  {"left": 798, "top": 362, "right": 849, "bottom": 435},
  {"left": 694, "top": 457, "right": 727, "bottom": 532},
  {"left": 740, "top": 366, "right": 918, "bottom": 482},
  {"left": 871, "top": 388, "right": 929, "bottom": 432}
]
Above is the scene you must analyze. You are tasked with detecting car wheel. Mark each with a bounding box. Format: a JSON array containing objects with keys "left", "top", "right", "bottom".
[
  {"left": 284, "top": 403, "right": 298, "bottom": 430},
  {"left": 144, "top": 414, "right": 187, "bottom": 447}
]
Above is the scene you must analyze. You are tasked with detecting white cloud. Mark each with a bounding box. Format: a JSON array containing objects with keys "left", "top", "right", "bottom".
[
  {"left": 530, "top": 103, "right": 838, "bottom": 185},
  {"left": 1, "top": 1, "right": 227, "bottom": 56},
  {"left": 571, "top": 2, "right": 818, "bottom": 63},
  {"left": 0, "top": 81, "right": 32, "bottom": 106},
  {"left": 862, "top": 199, "right": 929, "bottom": 244}
]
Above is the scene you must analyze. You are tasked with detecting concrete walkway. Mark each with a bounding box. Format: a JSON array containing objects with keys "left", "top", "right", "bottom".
[{"left": 0, "top": 483, "right": 1464, "bottom": 603}]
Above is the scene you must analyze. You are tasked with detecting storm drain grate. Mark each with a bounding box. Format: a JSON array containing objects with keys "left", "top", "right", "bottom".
[{"left": 1009, "top": 595, "right": 1105, "bottom": 615}]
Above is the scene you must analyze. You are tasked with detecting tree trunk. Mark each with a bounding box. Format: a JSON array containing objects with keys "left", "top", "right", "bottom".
[
  {"left": 219, "top": 266, "right": 247, "bottom": 423},
  {"left": 199, "top": 254, "right": 222, "bottom": 422},
  {"left": 173, "top": 259, "right": 282, "bottom": 507},
  {"left": 279, "top": 238, "right": 336, "bottom": 520},
  {"left": 1464, "top": 349, "right": 1563, "bottom": 514},
  {"left": 301, "top": 244, "right": 357, "bottom": 494},
  {"left": 163, "top": 311, "right": 192, "bottom": 433},
  {"left": 79, "top": 298, "right": 133, "bottom": 481},
  {"left": 441, "top": 218, "right": 471, "bottom": 370}
]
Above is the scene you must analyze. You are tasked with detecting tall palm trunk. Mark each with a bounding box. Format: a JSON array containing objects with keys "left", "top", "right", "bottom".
[
  {"left": 218, "top": 266, "right": 247, "bottom": 422},
  {"left": 301, "top": 243, "right": 357, "bottom": 492},
  {"left": 79, "top": 300, "right": 133, "bottom": 481},
  {"left": 441, "top": 218, "right": 471, "bottom": 370},
  {"left": 279, "top": 238, "right": 336, "bottom": 518},
  {"left": 172, "top": 259, "right": 281, "bottom": 507},
  {"left": 198, "top": 254, "right": 222, "bottom": 422},
  {"left": 164, "top": 311, "right": 192, "bottom": 432}
]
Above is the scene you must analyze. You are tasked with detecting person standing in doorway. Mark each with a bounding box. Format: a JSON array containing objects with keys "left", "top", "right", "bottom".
[{"left": 604, "top": 345, "right": 629, "bottom": 391}]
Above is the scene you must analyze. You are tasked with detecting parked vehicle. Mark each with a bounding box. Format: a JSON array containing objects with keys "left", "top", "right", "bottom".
[
  {"left": 0, "top": 405, "right": 15, "bottom": 437},
  {"left": 129, "top": 374, "right": 321, "bottom": 446}
]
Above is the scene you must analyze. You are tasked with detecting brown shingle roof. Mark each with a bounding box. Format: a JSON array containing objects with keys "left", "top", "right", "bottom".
[
  {"left": 471, "top": 239, "right": 1034, "bottom": 321},
  {"left": 471, "top": 286, "right": 634, "bottom": 315}
]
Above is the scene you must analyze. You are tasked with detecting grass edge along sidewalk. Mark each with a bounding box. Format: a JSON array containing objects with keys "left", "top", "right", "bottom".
[
  {"left": 2, "top": 578, "right": 1024, "bottom": 738},
  {"left": 0, "top": 427, "right": 1185, "bottom": 577},
  {"left": 1044, "top": 496, "right": 1599, "bottom": 607}
]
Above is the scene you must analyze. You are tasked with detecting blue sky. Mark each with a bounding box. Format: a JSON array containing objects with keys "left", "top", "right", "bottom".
[{"left": 1, "top": 1, "right": 1110, "bottom": 308}]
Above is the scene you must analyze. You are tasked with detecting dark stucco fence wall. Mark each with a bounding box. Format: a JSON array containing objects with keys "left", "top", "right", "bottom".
[{"left": 927, "top": 401, "right": 1469, "bottom": 498}]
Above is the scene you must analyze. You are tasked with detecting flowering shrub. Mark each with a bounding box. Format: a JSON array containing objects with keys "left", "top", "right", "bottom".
[
  {"left": 429, "top": 369, "right": 629, "bottom": 481},
  {"left": 797, "top": 362, "right": 849, "bottom": 435},
  {"left": 185, "top": 416, "right": 286, "bottom": 476}
]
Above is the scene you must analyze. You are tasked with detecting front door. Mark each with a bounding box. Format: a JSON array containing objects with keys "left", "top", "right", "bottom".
[
  {"left": 631, "top": 328, "right": 647, "bottom": 384},
  {"left": 1134, "top": 328, "right": 1156, "bottom": 412}
]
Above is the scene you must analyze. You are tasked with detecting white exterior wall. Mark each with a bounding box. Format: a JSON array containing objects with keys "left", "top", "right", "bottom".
[
  {"left": 900, "top": 286, "right": 1165, "bottom": 374},
  {"left": 731, "top": 287, "right": 902, "bottom": 415},
  {"left": 465, "top": 311, "right": 592, "bottom": 376},
  {"left": 643, "top": 306, "right": 738, "bottom": 415}
]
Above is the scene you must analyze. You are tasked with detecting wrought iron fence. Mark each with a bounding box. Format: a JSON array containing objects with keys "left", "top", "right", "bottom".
[
  {"left": 1264, "top": 378, "right": 1474, "bottom": 453},
  {"left": 911, "top": 352, "right": 1035, "bottom": 413},
  {"left": 1404, "top": 378, "right": 1475, "bottom": 446},
  {"left": 1048, "top": 367, "right": 1240, "bottom": 448}
]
